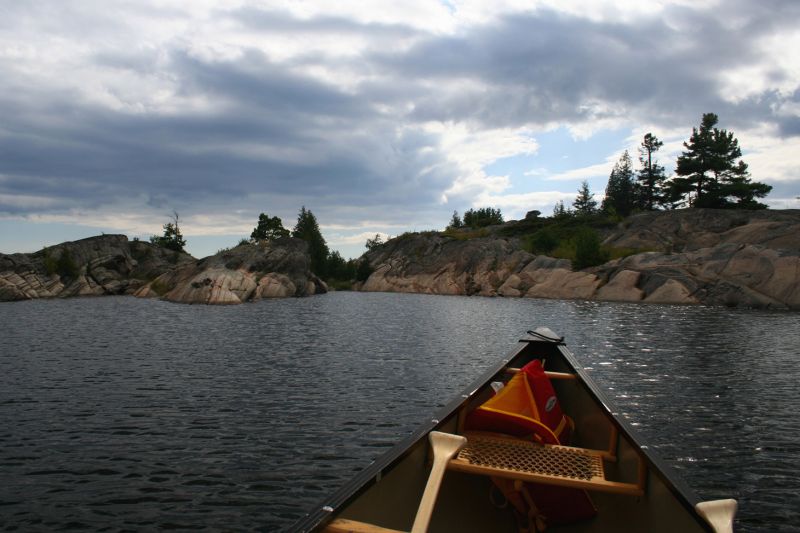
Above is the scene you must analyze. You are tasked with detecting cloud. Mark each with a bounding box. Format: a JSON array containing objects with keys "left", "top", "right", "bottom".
[
  {"left": 475, "top": 190, "right": 577, "bottom": 220},
  {"left": 0, "top": 1, "right": 798, "bottom": 257}
]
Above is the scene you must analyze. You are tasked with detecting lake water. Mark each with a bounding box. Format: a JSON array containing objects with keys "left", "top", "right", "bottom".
[{"left": 1, "top": 292, "right": 799, "bottom": 531}]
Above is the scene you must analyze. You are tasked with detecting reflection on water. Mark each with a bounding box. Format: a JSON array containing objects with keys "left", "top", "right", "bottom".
[{"left": 1, "top": 293, "right": 798, "bottom": 531}]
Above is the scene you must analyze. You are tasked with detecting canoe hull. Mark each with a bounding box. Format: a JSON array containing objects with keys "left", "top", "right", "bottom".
[{"left": 292, "top": 328, "right": 716, "bottom": 533}]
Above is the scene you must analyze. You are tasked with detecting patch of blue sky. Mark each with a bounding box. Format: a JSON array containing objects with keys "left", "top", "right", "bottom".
[
  {"left": 0, "top": 220, "right": 117, "bottom": 254},
  {"left": 485, "top": 126, "right": 631, "bottom": 194}
]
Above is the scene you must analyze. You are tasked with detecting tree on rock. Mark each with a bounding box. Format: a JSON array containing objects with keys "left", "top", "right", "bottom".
[
  {"left": 292, "top": 206, "right": 329, "bottom": 277},
  {"left": 602, "top": 151, "right": 636, "bottom": 217},
  {"left": 447, "top": 210, "right": 463, "bottom": 230},
  {"left": 636, "top": 133, "right": 668, "bottom": 210},
  {"left": 150, "top": 211, "right": 186, "bottom": 252},
  {"left": 462, "top": 207, "right": 503, "bottom": 228},
  {"left": 365, "top": 234, "right": 383, "bottom": 251},
  {"left": 572, "top": 227, "right": 609, "bottom": 270},
  {"left": 251, "top": 213, "right": 290, "bottom": 241},
  {"left": 552, "top": 200, "right": 571, "bottom": 218},
  {"left": 669, "top": 113, "right": 771, "bottom": 209},
  {"left": 573, "top": 180, "right": 598, "bottom": 216}
]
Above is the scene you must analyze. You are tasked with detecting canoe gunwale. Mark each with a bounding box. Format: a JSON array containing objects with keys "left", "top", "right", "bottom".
[{"left": 553, "top": 341, "right": 712, "bottom": 530}]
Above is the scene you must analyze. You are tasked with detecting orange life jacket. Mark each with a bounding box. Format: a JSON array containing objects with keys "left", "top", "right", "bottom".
[{"left": 465, "top": 359, "right": 572, "bottom": 444}]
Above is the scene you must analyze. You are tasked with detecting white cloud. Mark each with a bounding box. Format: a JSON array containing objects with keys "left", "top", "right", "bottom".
[
  {"left": 543, "top": 160, "right": 615, "bottom": 182},
  {"left": 475, "top": 190, "right": 576, "bottom": 220},
  {"left": 1, "top": 0, "right": 800, "bottom": 259},
  {"left": 431, "top": 122, "right": 539, "bottom": 200}
]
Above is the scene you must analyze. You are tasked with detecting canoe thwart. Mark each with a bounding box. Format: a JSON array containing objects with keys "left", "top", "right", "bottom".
[
  {"left": 322, "top": 518, "right": 406, "bottom": 533},
  {"left": 505, "top": 368, "right": 577, "bottom": 380},
  {"left": 449, "top": 433, "right": 644, "bottom": 496}
]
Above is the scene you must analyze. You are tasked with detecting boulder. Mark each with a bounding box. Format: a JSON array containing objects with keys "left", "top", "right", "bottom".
[{"left": 595, "top": 270, "right": 644, "bottom": 302}]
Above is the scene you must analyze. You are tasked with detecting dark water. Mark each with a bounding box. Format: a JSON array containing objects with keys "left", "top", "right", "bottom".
[{"left": 1, "top": 293, "right": 798, "bottom": 532}]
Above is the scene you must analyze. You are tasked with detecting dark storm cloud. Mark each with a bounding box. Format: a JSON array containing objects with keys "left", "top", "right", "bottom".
[
  {"left": 0, "top": 43, "right": 453, "bottom": 217},
  {"left": 0, "top": 1, "right": 797, "bottom": 223},
  {"left": 370, "top": 5, "right": 798, "bottom": 131}
]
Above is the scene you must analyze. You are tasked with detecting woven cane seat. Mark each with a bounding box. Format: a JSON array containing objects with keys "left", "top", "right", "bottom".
[{"left": 449, "top": 432, "right": 643, "bottom": 496}]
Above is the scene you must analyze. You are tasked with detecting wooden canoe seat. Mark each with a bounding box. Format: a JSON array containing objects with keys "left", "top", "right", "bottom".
[{"left": 449, "top": 432, "right": 644, "bottom": 496}]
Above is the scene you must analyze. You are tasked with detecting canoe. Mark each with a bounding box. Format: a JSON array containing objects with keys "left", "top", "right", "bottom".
[{"left": 290, "top": 327, "right": 736, "bottom": 533}]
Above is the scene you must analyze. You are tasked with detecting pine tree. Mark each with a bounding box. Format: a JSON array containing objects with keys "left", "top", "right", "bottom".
[
  {"left": 552, "top": 200, "right": 570, "bottom": 218},
  {"left": 250, "top": 213, "right": 290, "bottom": 241},
  {"left": 150, "top": 211, "right": 187, "bottom": 252},
  {"left": 636, "top": 133, "right": 667, "bottom": 210},
  {"left": 462, "top": 207, "right": 503, "bottom": 228},
  {"left": 365, "top": 234, "right": 383, "bottom": 251},
  {"left": 601, "top": 151, "right": 635, "bottom": 217},
  {"left": 447, "top": 210, "right": 463, "bottom": 230},
  {"left": 670, "top": 113, "right": 771, "bottom": 209},
  {"left": 572, "top": 180, "right": 598, "bottom": 216},
  {"left": 292, "top": 206, "right": 329, "bottom": 277}
]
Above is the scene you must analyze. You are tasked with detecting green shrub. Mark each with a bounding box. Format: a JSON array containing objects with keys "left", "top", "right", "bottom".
[
  {"left": 549, "top": 240, "right": 576, "bottom": 261},
  {"left": 42, "top": 248, "right": 58, "bottom": 276},
  {"left": 573, "top": 228, "right": 610, "bottom": 270},
  {"left": 46, "top": 249, "right": 80, "bottom": 280},
  {"left": 463, "top": 207, "right": 503, "bottom": 228},
  {"left": 327, "top": 279, "right": 354, "bottom": 291},
  {"left": 355, "top": 260, "right": 374, "bottom": 282},
  {"left": 606, "top": 246, "right": 649, "bottom": 261},
  {"left": 443, "top": 228, "right": 489, "bottom": 240},
  {"left": 524, "top": 228, "right": 560, "bottom": 254}
]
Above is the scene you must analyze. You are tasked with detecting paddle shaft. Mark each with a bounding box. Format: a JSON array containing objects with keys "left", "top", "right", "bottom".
[{"left": 410, "top": 432, "right": 467, "bottom": 533}]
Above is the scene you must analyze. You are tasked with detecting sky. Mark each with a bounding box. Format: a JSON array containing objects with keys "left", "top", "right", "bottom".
[{"left": 1, "top": 0, "right": 799, "bottom": 260}]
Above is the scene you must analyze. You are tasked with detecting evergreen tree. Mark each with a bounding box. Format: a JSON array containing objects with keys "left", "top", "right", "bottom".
[
  {"left": 572, "top": 180, "right": 598, "bottom": 216},
  {"left": 292, "top": 206, "right": 329, "bottom": 277},
  {"left": 636, "top": 133, "right": 667, "bottom": 210},
  {"left": 365, "top": 234, "right": 383, "bottom": 251},
  {"left": 447, "top": 210, "right": 463, "bottom": 229},
  {"left": 601, "top": 151, "right": 635, "bottom": 217},
  {"left": 572, "top": 227, "right": 610, "bottom": 270},
  {"left": 250, "top": 213, "right": 290, "bottom": 241},
  {"left": 325, "top": 250, "right": 350, "bottom": 280},
  {"left": 462, "top": 207, "right": 503, "bottom": 228},
  {"left": 150, "top": 211, "right": 186, "bottom": 252},
  {"left": 670, "top": 113, "right": 771, "bottom": 209},
  {"left": 552, "top": 200, "right": 570, "bottom": 218}
]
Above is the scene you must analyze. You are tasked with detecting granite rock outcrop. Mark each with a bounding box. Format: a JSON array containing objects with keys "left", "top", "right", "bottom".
[
  {"left": 0, "top": 235, "right": 326, "bottom": 305},
  {"left": 0, "top": 235, "right": 191, "bottom": 301},
  {"left": 360, "top": 209, "right": 800, "bottom": 309},
  {"left": 133, "top": 238, "right": 326, "bottom": 305}
]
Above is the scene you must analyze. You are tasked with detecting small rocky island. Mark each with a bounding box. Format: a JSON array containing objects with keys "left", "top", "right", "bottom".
[
  {"left": 0, "top": 235, "right": 326, "bottom": 304},
  {"left": 1, "top": 208, "right": 799, "bottom": 308}
]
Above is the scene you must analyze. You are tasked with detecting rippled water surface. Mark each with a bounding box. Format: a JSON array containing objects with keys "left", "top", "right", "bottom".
[{"left": 1, "top": 293, "right": 799, "bottom": 531}]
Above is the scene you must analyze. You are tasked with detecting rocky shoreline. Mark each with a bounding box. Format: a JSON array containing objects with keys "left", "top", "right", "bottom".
[
  {"left": 0, "top": 235, "right": 326, "bottom": 305},
  {"left": 2, "top": 209, "right": 798, "bottom": 308},
  {"left": 359, "top": 209, "right": 800, "bottom": 310}
]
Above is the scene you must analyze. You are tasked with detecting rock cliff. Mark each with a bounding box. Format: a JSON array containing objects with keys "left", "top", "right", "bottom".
[
  {"left": 360, "top": 209, "right": 800, "bottom": 310},
  {"left": 0, "top": 235, "right": 326, "bottom": 305},
  {"left": 0, "top": 235, "right": 193, "bottom": 301},
  {"left": 133, "top": 238, "right": 326, "bottom": 305}
]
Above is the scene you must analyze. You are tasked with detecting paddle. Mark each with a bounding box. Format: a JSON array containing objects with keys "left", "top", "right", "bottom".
[
  {"left": 410, "top": 431, "right": 467, "bottom": 533},
  {"left": 696, "top": 499, "right": 737, "bottom": 533}
]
